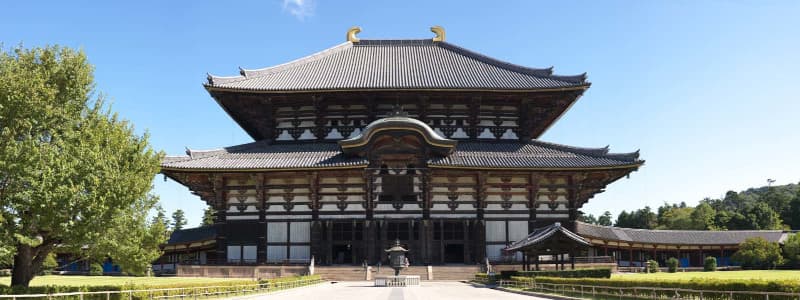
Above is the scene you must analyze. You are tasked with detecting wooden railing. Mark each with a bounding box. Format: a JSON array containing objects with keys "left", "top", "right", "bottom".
[{"left": 496, "top": 278, "right": 800, "bottom": 300}]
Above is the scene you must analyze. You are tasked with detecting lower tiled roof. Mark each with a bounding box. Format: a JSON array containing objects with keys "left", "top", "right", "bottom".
[
  {"left": 167, "top": 226, "right": 216, "bottom": 245},
  {"left": 161, "top": 140, "right": 641, "bottom": 171},
  {"left": 575, "top": 222, "right": 787, "bottom": 245}
]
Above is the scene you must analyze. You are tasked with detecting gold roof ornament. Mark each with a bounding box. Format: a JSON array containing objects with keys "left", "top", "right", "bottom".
[
  {"left": 346, "top": 26, "right": 361, "bottom": 43},
  {"left": 431, "top": 25, "right": 445, "bottom": 42}
]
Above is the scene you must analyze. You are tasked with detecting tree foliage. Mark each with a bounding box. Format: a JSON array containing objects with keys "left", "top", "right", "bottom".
[
  {"left": 0, "top": 45, "right": 163, "bottom": 287},
  {"left": 731, "top": 237, "right": 784, "bottom": 269},
  {"left": 613, "top": 183, "right": 798, "bottom": 231},
  {"left": 201, "top": 206, "right": 216, "bottom": 226},
  {"left": 597, "top": 211, "right": 613, "bottom": 226},
  {"left": 783, "top": 233, "right": 800, "bottom": 267},
  {"left": 577, "top": 212, "right": 598, "bottom": 224},
  {"left": 171, "top": 209, "right": 187, "bottom": 230},
  {"left": 615, "top": 206, "right": 657, "bottom": 229}
]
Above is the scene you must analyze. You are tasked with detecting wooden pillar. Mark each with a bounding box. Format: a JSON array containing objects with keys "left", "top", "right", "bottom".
[
  {"left": 570, "top": 250, "right": 575, "bottom": 270},
  {"left": 255, "top": 174, "right": 267, "bottom": 264},
  {"left": 365, "top": 220, "right": 375, "bottom": 264},
  {"left": 628, "top": 247, "right": 633, "bottom": 269},
  {"left": 439, "top": 219, "right": 445, "bottom": 264},
  {"left": 523, "top": 253, "right": 528, "bottom": 271},
  {"left": 463, "top": 219, "right": 470, "bottom": 263},
  {"left": 325, "top": 221, "right": 333, "bottom": 265},
  {"left": 475, "top": 220, "right": 486, "bottom": 265},
  {"left": 380, "top": 220, "right": 387, "bottom": 263}
]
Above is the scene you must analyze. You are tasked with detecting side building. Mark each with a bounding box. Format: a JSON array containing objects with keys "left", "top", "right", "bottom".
[{"left": 158, "top": 27, "right": 644, "bottom": 275}]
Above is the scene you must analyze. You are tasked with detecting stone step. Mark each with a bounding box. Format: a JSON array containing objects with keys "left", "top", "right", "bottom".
[{"left": 314, "top": 265, "right": 481, "bottom": 281}]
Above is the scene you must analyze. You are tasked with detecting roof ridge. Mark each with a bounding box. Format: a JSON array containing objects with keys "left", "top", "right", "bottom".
[
  {"left": 183, "top": 140, "right": 271, "bottom": 159},
  {"left": 530, "top": 140, "right": 640, "bottom": 162},
  {"left": 206, "top": 42, "right": 353, "bottom": 86},
  {"left": 576, "top": 221, "right": 783, "bottom": 233},
  {"left": 437, "top": 41, "right": 588, "bottom": 84}
]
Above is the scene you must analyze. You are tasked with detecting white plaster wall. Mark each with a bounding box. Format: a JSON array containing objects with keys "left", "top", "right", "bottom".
[
  {"left": 430, "top": 213, "right": 477, "bottom": 218},
  {"left": 290, "top": 222, "right": 310, "bottom": 243},
  {"left": 486, "top": 245, "right": 506, "bottom": 258},
  {"left": 267, "top": 222, "right": 288, "bottom": 243},
  {"left": 508, "top": 221, "right": 529, "bottom": 242},
  {"left": 432, "top": 187, "right": 474, "bottom": 193},
  {"left": 267, "top": 246, "right": 287, "bottom": 262},
  {"left": 485, "top": 221, "right": 506, "bottom": 242},
  {"left": 289, "top": 246, "right": 310, "bottom": 260},
  {"left": 226, "top": 215, "right": 258, "bottom": 220}
]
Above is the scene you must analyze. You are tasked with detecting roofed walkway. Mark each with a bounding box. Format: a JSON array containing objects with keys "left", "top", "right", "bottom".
[{"left": 245, "top": 281, "right": 546, "bottom": 300}]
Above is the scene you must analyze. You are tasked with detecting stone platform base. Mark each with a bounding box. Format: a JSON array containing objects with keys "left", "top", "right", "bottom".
[{"left": 374, "top": 275, "right": 421, "bottom": 287}]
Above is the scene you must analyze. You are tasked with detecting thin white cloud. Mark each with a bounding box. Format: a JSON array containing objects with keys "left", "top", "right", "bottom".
[{"left": 283, "top": 0, "right": 315, "bottom": 20}]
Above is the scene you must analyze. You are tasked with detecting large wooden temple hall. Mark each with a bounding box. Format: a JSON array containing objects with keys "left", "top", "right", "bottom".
[{"left": 158, "top": 26, "right": 651, "bottom": 273}]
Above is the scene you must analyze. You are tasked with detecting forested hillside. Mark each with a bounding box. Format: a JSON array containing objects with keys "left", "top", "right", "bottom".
[{"left": 579, "top": 183, "right": 800, "bottom": 230}]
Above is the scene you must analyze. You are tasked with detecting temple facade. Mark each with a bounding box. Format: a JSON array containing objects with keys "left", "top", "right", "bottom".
[{"left": 159, "top": 27, "right": 643, "bottom": 269}]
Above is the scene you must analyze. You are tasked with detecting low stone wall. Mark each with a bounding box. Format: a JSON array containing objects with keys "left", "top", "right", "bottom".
[
  {"left": 176, "top": 265, "right": 309, "bottom": 279},
  {"left": 493, "top": 263, "right": 617, "bottom": 273}
]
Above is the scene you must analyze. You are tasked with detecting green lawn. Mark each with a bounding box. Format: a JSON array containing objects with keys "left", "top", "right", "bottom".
[
  {"left": 0, "top": 275, "right": 251, "bottom": 287},
  {"left": 612, "top": 270, "right": 800, "bottom": 282}
]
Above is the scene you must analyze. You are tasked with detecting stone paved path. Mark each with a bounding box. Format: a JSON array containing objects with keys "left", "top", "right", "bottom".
[{"left": 243, "top": 281, "right": 547, "bottom": 300}]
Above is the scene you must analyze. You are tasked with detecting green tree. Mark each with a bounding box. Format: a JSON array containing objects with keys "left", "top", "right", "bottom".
[
  {"left": 783, "top": 233, "right": 800, "bottom": 267},
  {"left": 171, "top": 209, "right": 187, "bottom": 230},
  {"left": 86, "top": 194, "right": 167, "bottom": 276},
  {"left": 152, "top": 205, "right": 170, "bottom": 231},
  {"left": 690, "top": 202, "right": 717, "bottom": 230},
  {"left": 578, "top": 212, "right": 597, "bottom": 224},
  {"left": 761, "top": 185, "right": 793, "bottom": 225},
  {"left": 0, "top": 45, "right": 162, "bottom": 287},
  {"left": 598, "top": 211, "right": 613, "bottom": 226},
  {"left": 731, "top": 237, "right": 784, "bottom": 269},
  {"left": 616, "top": 207, "right": 657, "bottom": 229},
  {"left": 202, "top": 206, "right": 216, "bottom": 226},
  {"left": 788, "top": 186, "right": 800, "bottom": 229},
  {"left": 745, "top": 202, "right": 783, "bottom": 230},
  {"left": 656, "top": 206, "right": 695, "bottom": 230}
]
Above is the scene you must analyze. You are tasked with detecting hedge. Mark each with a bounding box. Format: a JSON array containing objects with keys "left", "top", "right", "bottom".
[
  {"left": 510, "top": 276, "right": 800, "bottom": 300},
  {"left": 0, "top": 275, "right": 322, "bottom": 299},
  {"left": 501, "top": 268, "right": 611, "bottom": 279},
  {"left": 473, "top": 273, "right": 496, "bottom": 284}
]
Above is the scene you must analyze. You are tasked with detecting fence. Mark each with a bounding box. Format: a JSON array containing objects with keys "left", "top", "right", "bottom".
[
  {"left": 0, "top": 277, "right": 323, "bottom": 300},
  {"left": 496, "top": 279, "right": 800, "bottom": 300}
]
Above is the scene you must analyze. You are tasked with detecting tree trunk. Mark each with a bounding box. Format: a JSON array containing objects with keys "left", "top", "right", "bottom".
[
  {"left": 11, "top": 244, "right": 34, "bottom": 288},
  {"left": 10, "top": 241, "right": 53, "bottom": 288}
]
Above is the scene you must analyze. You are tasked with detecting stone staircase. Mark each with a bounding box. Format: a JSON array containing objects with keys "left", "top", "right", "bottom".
[
  {"left": 313, "top": 266, "right": 366, "bottom": 281},
  {"left": 428, "top": 265, "right": 480, "bottom": 281},
  {"left": 314, "top": 265, "right": 480, "bottom": 281}
]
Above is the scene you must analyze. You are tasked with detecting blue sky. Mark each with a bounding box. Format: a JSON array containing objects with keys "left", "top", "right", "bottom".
[{"left": 3, "top": 1, "right": 799, "bottom": 226}]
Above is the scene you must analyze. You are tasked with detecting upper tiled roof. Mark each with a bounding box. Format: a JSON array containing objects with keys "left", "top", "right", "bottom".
[
  {"left": 161, "top": 140, "right": 641, "bottom": 171},
  {"left": 575, "top": 222, "right": 788, "bottom": 245},
  {"left": 206, "top": 39, "right": 588, "bottom": 92}
]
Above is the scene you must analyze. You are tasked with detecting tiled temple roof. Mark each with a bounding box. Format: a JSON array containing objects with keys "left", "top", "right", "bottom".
[
  {"left": 161, "top": 140, "right": 641, "bottom": 171},
  {"left": 166, "top": 226, "right": 216, "bottom": 245},
  {"left": 505, "top": 222, "right": 591, "bottom": 251},
  {"left": 206, "top": 39, "right": 589, "bottom": 92},
  {"left": 575, "top": 222, "right": 788, "bottom": 245}
]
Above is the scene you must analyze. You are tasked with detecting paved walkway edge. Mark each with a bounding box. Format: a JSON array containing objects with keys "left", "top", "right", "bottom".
[
  {"left": 226, "top": 281, "right": 330, "bottom": 300},
  {"left": 467, "top": 281, "right": 584, "bottom": 300}
]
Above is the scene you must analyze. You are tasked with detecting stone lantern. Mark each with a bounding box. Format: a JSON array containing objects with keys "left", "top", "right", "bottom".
[{"left": 385, "top": 239, "right": 408, "bottom": 276}]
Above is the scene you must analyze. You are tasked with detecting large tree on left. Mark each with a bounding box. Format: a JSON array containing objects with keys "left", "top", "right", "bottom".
[{"left": 0, "top": 45, "right": 163, "bottom": 287}]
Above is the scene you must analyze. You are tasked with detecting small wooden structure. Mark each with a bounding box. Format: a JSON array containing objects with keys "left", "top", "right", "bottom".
[{"left": 504, "top": 222, "right": 591, "bottom": 271}]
